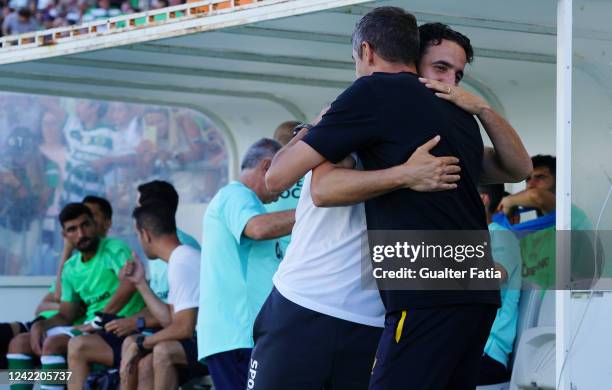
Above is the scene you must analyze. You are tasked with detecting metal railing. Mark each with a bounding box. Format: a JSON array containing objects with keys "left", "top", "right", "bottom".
[{"left": 0, "top": 0, "right": 268, "bottom": 50}]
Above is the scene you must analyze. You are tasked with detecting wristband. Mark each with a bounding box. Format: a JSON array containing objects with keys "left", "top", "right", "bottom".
[
  {"left": 136, "top": 317, "right": 146, "bottom": 333},
  {"left": 291, "top": 123, "right": 313, "bottom": 137},
  {"left": 136, "top": 335, "right": 151, "bottom": 355}
]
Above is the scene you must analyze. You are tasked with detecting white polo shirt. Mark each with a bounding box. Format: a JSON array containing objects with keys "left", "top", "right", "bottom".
[
  {"left": 168, "top": 245, "right": 200, "bottom": 313},
  {"left": 273, "top": 168, "right": 385, "bottom": 328}
]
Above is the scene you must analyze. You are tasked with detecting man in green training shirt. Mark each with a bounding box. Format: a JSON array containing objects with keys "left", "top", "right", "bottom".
[
  {"left": 0, "top": 195, "right": 115, "bottom": 371},
  {"left": 6, "top": 203, "right": 144, "bottom": 390}
]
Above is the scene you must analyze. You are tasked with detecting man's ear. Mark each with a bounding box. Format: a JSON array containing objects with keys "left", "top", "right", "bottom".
[
  {"left": 61, "top": 229, "right": 67, "bottom": 239},
  {"left": 362, "top": 42, "right": 375, "bottom": 65},
  {"left": 143, "top": 228, "right": 153, "bottom": 244},
  {"left": 260, "top": 158, "right": 272, "bottom": 172}
]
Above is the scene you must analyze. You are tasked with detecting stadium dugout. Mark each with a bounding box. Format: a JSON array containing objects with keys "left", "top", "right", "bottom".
[{"left": 1, "top": 0, "right": 612, "bottom": 389}]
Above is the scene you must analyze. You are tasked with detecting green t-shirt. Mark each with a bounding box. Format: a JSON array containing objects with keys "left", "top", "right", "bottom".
[
  {"left": 43, "top": 158, "right": 61, "bottom": 210},
  {"left": 61, "top": 238, "right": 145, "bottom": 321},
  {"left": 520, "top": 205, "right": 595, "bottom": 289}
]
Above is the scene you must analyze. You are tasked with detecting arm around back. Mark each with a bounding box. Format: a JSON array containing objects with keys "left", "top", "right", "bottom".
[{"left": 243, "top": 210, "right": 295, "bottom": 241}]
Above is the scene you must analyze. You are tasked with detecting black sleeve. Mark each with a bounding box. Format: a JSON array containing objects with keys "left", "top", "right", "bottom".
[{"left": 302, "top": 77, "right": 379, "bottom": 163}]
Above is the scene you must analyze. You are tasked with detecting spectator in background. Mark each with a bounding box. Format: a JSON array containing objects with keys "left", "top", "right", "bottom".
[
  {"left": 91, "top": 102, "right": 142, "bottom": 178},
  {"left": 166, "top": 109, "right": 226, "bottom": 202},
  {"left": 2, "top": 7, "right": 38, "bottom": 36},
  {"left": 0, "top": 95, "right": 41, "bottom": 137},
  {"left": 138, "top": 108, "right": 174, "bottom": 177},
  {"left": 150, "top": 0, "right": 168, "bottom": 9},
  {"left": 0, "top": 95, "right": 13, "bottom": 146},
  {"left": 0, "top": 127, "right": 46, "bottom": 275},
  {"left": 58, "top": 99, "right": 118, "bottom": 203},
  {"left": 64, "top": 0, "right": 84, "bottom": 25},
  {"left": 39, "top": 110, "right": 68, "bottom": 249},
  {"left": 120, "top": 0, "right": 133, "bottom": 14},
  {"left": 81, "top": 0, "right": 120, "bottom": 22},
  {"left": 138, "top": 108, "right": 208, "bottom": 173}
]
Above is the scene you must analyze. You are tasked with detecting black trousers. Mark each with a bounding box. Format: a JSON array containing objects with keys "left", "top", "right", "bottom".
[{"left": 369, "top": 304, "right": 497, "bottom": 390}]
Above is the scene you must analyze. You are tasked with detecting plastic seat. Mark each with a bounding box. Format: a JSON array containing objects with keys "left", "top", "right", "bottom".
[{"left": 509, "top": 290, "right": 555, "bottom": 389}]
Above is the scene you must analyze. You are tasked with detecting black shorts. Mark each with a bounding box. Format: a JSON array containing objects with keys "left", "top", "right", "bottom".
[
  {"left": 23, "top": 316, "right": 45, "bottom": 332},
  {"left": 98, "top": 328, "right": 163, "bottom": 368},
  {"left": 177, "top": 336, "right": 209, "bottom": 385},
  {"left": 249, "top": 288, "right": 383, "bottom": 390},
  {"left": 98, "top": 331, "right": 125, "bottom": 368},
  {"left": 369, "top": 304, "right": 497, "bottom": 390}
]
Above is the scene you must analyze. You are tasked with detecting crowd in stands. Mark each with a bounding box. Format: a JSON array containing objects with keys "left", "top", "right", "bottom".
[
  {"left": 0, "top": 93, "right": 228, "bottom": 276},
  {"left": 1, "top": 0, "right": 188, "bottom": 37}
]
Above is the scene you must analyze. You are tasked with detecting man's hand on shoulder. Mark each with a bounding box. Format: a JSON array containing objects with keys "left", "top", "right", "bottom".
[
  {"left": 419, "top": 77, "right": 490, "bottom": 116},
  {"left": 397, "top": 136, "right": 461, "bottom": 191}
]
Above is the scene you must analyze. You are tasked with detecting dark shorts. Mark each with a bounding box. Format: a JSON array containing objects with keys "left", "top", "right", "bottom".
[
  {"left": 369, "top": 304, "right": 497, "bottom": 390},
  {"left": 177, "top": 337, "right": 209, "bottom": 385},
  {"left": 206, "top": 348, "right": 251, "bottom": 390},
  {"left": 98, "top": 331, "right": 125, "bottom": 368},
  {"left": 248, "top": 288, "right": 383, "bottom": 390},
  {"left": 478, "top": 353, "right": 510, "bottom": 385},
  {"left": 23, "top": 316, "right": 45, "bottom": 332}
]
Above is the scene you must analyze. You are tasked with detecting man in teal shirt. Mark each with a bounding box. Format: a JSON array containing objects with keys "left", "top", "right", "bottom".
[
  {"left": 247, "top": 122, "right": 302, "bottom": 315},
  {"left": 197, "top": 139, "right": 295, "bottom": 390},
  {"left": 478, "top": 184, "right": 522, "bottom": 385}
]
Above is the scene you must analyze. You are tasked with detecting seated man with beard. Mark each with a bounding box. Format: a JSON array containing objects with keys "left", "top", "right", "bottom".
[{"left": 6, "top": 203, "right": 144, "bottom": 389}]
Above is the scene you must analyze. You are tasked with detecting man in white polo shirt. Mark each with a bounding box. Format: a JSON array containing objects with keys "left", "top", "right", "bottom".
[{"left": 119, "top": 202, "right": 204, "bottom": 389}]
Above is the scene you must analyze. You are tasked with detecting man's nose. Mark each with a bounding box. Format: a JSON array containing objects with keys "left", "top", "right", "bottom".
[
  {"left": 76, "top": 226, "right": 85, "bottom": 239},
  {"left": 442, "top": 72, "right": 457, "bottom": 86}
]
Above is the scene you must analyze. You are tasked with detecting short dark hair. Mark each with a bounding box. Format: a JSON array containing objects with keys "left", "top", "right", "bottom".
[
  {"left": 137, "top": 180, "right": 179, "bottom": 213},
  {"left": 82, "top": 195, "right": 113, "bottom": 220},
  {"left": 132, "top": 202, "right": 177, "bottom": 237},
  {"left": 240, "top": 138, "right": 282, "bottom": 170},
  {"left": 531, "top": 155, "right": 556, "bottom": 176},
  {"left": 352, "top": 6, "right": 419, "bottom": 66},
  {"left": 17, "top": 8, "right": 32, "bottom": 18},
  {"left": 478, "top": 184, "right": 505, "bottom": 214},
  {"left": 273, "top": 121, "right": 301, "bottom": 146},
  {"left": 59, "top": 203, "right": 93, "bottom": 228},
  {"left": 418, "top": 22, "right": 474, "bottom": 64}
]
